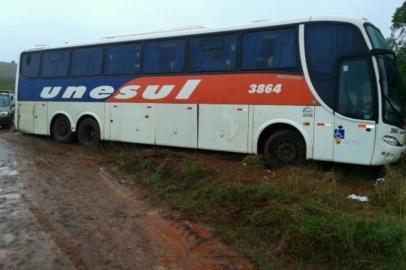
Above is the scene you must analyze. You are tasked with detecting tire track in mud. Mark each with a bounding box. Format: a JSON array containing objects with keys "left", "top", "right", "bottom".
[
  {"left": 15, "top": 137, "right": 157, "bottom": 270},
  {"left": 3, "top": 130, "right": 253, "bottom": 270}
]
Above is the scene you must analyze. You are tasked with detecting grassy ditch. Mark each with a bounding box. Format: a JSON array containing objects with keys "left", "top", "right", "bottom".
[{"left": 101, "top": 144, "right": 406, "bottom": 269}]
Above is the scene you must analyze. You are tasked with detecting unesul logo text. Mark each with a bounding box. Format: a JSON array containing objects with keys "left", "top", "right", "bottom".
[{"left": 40, "top": 80, "right": 202, "bottom": 100}]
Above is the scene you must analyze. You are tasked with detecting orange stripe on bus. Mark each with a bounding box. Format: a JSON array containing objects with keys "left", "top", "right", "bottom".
[{"left": 107, "top": 73, "right": 318, "bottom": 106}]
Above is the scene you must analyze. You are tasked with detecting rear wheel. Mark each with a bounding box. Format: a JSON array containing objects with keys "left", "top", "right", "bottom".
[
  {"left": 78, "top": 118, "right": 100, "bottom": 147},
  {"left": 51, "top": 115, "right": 73, "bottom": 143},
  {"left": 264, "top": 129, "right": 306, "bottom": 169}
]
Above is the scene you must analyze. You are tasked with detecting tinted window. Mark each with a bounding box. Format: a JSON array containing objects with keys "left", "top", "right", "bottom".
[
  {"left": 104, "top": 44, "right": 141, "bottom": 75},
  {"left": 366, "top": 25, "right": 391, "bottom": 50},
  {"left": 188, "top": 34, "right": 237, "bottom": 72},
  {"left": 41, "top": 50, "right": 70, "bottom": 77},
  {"left": 242, "top": 28, "right": 297, "bottom": 70},
  {"left": 306, "top": 23, "right": 368, "bottom": 108},
  {"left": 337, "top": 57, "right": 375, "bottom": 120},
  {"left": 71, "top": 47, "right": 103, "bottom": 76},
  {"left": 378, "top": 56, "right": 404, "bottom": 126},
  {"left": 0, "top": 95, "right": 10, "bottom": 107},
  {"left": 144, "top": 40, "right": 185, "bottom": 74},
  {"left": 21, "top": 53, "right": 41, "bottom": 78}
]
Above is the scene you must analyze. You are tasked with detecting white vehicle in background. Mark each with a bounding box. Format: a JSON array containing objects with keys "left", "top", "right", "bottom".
[{"left": 15, "top": 17, "right": 405, "bottom": 168}]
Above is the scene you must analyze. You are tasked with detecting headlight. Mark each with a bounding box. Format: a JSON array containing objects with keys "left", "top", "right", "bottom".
[
  {"left": 0, "top": 111, "right": 8, "bottom": 117},
  {"left": 383, "top": 135, "right": 401, "bottom": 146}
]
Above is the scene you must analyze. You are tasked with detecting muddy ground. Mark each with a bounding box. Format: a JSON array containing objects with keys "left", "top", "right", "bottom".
[{"left": 0, "top": 128, "right": 253, "bottom": 270}]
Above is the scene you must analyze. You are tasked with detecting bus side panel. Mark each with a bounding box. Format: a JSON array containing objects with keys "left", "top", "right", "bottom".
[
  {"left": 33, "top": 102, "right": 48, "bottom": 135},
  {"left": 253, "top": 105, "right": 314, "bottom": 159},
  {"left": 198, "top": 104, "right": 249, "bottom": 153},
  {"left": 17, "top": 102, "right": 34, "bottom": 133},
  {"left": 109, "top": 103, "right": 155, "bottom": 145},
  {"left": 155, "top": 104, "right": 197, "bottom": 148},
  {"left": 313, "top": 106, "right": 334, "bottom": 161},
  {"left": 108, "top": 103, "right": 121, "bottom": 141}
]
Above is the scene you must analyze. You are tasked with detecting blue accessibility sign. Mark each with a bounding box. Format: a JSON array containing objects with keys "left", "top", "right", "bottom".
[{"left": 334, "top": 128, "right": 345, "bottom": 139}]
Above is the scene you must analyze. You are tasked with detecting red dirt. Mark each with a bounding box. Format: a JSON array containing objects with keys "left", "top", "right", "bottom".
[{"left": 0, "top": 129, "right": 252, "bottom": 270}]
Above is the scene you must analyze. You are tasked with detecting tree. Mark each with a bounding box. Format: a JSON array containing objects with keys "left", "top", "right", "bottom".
[
  {"left": 390, "top": 1, "right": 406, "bottom": 88},
  {"left": 393, "top": 1, "right": 406, "bottom": 30}
]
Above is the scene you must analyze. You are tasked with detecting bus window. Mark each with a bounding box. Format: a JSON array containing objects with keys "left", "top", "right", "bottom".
[
  {"left": 104, "top": 44, "right": 141, "bottom": 75},
  {"left": 144, "top": 39, "right": 185, "bottom": 74},
  {"left": 21, "top": 53, "right": 41, "bottom": 78},
  {"left": 337, "top": 57, "right": 375, "bottom": 120},
  {"left": 71, "top": 47, "right": 103, "bottom": 76},
  {"left": 366, "top": 25, "right": 391, "bottom": 50},
  {"left": 305, "top": 23, "right": 368, "bottom": 108},
  {"left": 188, "top": 34, "right": 237, "bottom": 72},
  {"left": 41, "top": 50, "right": 70, "bottom": 77},
  {"left": 242, "top": 28, "right": 297, "bottom": 70}
]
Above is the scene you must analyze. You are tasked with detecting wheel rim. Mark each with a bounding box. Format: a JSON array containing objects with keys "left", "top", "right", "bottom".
[{"left": 275, "top": 142, "right": 297, "bottom": 164}]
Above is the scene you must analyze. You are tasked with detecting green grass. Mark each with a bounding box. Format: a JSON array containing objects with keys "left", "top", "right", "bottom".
[
  {"left": 0, "top": 78, "right": 15, "bottom": 91},
  {"left": 376, "top": 157, "right": 406, "bottom": 217},
  {"left": 100, "top": 144, "right": 406, "bottom": 269}
]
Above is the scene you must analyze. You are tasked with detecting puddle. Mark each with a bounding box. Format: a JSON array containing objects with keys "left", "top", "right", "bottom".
[
  {"left": 0, "top": 167, "right": 18, "bottom": 177},
  {"left": 0, "top": 193, "right": 21, "bottom": 200},
  {"left": 3, "top": 233, "right": 16, "bottom": 245}
]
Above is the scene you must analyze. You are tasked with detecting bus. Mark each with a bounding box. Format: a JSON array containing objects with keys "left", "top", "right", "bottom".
[{"left": 16, "top": 17, "right": 405, "bottom": 168}]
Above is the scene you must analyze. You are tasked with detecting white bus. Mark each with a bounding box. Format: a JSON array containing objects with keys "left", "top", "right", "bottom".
[{"left": 16, "top": 17, "right": 405, "bottom": 168}]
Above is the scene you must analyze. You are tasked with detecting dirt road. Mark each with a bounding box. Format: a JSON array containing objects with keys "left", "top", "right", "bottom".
[{"left": 0, "top": 129, "right": 252, "bottom": 270}]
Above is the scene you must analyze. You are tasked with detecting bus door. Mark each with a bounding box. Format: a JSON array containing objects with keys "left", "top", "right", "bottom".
[{"left": 333, "top": 57, "right": 376, "bottom": 165}]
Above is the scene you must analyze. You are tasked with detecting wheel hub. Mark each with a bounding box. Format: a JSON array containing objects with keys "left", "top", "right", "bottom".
[
  {"left": 275, "top": 142, "right": 297, "bottom": 163},
  {"left": 57, "top": 122, "right": 68, "bottom": 136}
]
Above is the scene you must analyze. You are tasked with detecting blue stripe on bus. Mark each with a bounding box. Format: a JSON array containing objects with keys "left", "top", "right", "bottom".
[{"left": 18, "top": 76, "right": 132, "bottom": 102}]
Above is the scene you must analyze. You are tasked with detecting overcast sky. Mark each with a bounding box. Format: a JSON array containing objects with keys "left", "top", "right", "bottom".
[{"left": 0, "top": 0, "right": 403, "bottom": 62}]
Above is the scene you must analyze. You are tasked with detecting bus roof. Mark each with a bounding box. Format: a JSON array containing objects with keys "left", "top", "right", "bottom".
[{"left": 23, "top": 17, "right": 369, "bottom": 53}]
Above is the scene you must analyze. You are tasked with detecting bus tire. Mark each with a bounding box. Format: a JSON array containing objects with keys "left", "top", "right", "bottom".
[
  {"left": 264, "top": 129, "right": 305, "bottom": 169},
  {"left": 51, "top": 115, "right": 73, "bottom": 143},
  {"left": 78, "top": 118, "right": 100, "bottom": 147}
]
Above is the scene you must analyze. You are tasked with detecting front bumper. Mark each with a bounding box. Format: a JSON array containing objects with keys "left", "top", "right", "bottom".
[{"left": 371, "top": 143, "right": 406, "bottom": 165}]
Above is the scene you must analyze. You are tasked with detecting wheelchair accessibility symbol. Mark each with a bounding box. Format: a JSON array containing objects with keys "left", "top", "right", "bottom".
[{"left": 334, "top": 129, "right": 345, "bottom": 139}]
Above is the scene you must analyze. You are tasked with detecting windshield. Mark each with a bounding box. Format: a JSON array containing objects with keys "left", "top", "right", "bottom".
[
  {"left": 365, "top": 25, "right": 391, "bottom": 50},
  {"left": 377, "top": 56, "right": 405, "bottom": 128},
  {"left": 0, "top": 95, "right": 10, "bottom": 107}
]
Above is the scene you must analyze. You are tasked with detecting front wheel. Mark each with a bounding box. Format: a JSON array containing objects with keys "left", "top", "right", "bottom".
[
  {"left": 78, "top": 118, "right": 100, "bottom": 147},
  {"left": 264, "top": 129, "right": 306, "bottom": 169}
]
